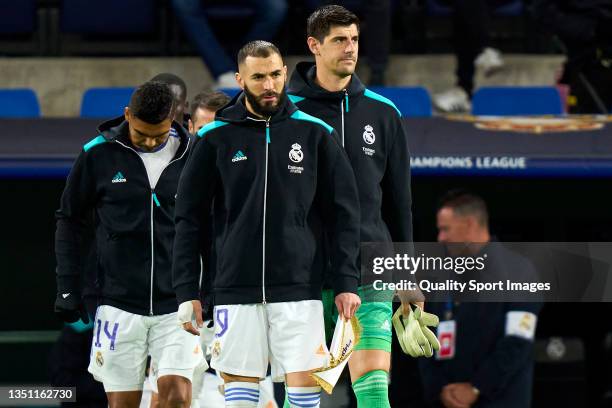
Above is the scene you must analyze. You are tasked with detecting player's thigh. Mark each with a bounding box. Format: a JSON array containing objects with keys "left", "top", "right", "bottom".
[
  {"left": 88, "top": 305, "right": 149, "bottom": 391},
  {"left": 268, "top": 300, "right": 328, "bottom": 382},
  {"left": 210, "top": 304, "right": 269, "bottom": 378},
  {"left": 157, "top": 374, "right": 192, "bottom": 406},
  {"left": 106, "top": 390, "right": 142, "bottom": 408}
]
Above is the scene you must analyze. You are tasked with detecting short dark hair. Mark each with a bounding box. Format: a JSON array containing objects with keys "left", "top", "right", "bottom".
[
  {"left": 438, "top": 189, "right": 489, "bottom": 227},
  {"left": 237, "top": 40, "right": 282, "bottom": 66},
  {"left": 190, "top": 91, "right": 231, "bottom": 119},
  {"left": 128, "top": 81, "right": 176, "bottom": 124},
  {"left": 307, "top": 4, "right": 360, "bottom": 42},
  {"left": 150, "top": 72, "right": 187, "bottom": 102}
]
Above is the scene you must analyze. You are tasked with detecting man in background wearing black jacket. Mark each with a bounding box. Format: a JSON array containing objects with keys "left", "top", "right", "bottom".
[
  {"left": 419, "top": 191, "right": 541, "bottom": 408},
  {"left": 55, "top": 81, "right": 203, "bottom": 408},
  {"left": 172, "top": 40, "right": 361, "bottom": 408}
]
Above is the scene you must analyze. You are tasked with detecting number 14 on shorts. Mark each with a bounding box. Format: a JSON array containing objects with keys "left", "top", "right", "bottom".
[{"left": 94, "top": 319, "right": 119, "bottom": 350}]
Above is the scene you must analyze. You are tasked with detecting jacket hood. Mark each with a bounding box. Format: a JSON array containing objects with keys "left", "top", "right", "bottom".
[
  {"left": 96, "top": 115, "right": 125, "bottom": 138},
  {"left": 215, "top": 91, "right": 298, "bottom": 124},
  {"left": 96, "top": 115, "right": 191, "bottom": 150},
  {"left": 287, "top": 61, "right": 366, "bottom": 100}
]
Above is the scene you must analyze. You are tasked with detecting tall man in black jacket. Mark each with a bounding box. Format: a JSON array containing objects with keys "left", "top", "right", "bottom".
[
  {"left": 55, "top": 81, "right": 203, "bottom": 408},
  {"left": 172, "top": 40, "right": 361, "bottom": 408},
  {"left": 287, "top": 5, "right": 438, "bottom": 408}
]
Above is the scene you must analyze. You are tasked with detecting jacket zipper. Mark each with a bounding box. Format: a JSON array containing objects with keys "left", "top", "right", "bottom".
[
  {"left": 262, "top": 119, "right": 271, "bottom": 304},
  {"left": 245, "top": 117, "right": 270, "bottom": 304},
  {"left": 115, "top": 136, "right": 190, "bottom": 315},
  {"left": 344, "top": 89, "right": 349, "bottom": 113},
  {"left": 340, "top": 89, "right": 349, "bottom": 147},
  {"left": 149, "top": 191, "right": 155, "bottom": 315}
]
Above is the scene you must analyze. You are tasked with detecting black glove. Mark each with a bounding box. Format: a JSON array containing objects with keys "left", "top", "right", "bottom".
[{"left": 54, "top": 292, "right": 89, "bottom": 324}]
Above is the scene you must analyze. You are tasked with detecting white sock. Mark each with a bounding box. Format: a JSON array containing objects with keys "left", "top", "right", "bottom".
[
  {"left": 224, "top": 381, "right": 259, "bottom": 407},
  {"left": 286, "top": 386, "right": 321, "bottom": 408}
]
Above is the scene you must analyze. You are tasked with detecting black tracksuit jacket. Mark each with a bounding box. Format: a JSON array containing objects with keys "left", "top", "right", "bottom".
[
  {"left": 287, "top": 62, "right": 413, "bottom": 246},
  {"left": 172, "top": 94, "right": 361, "bottom": 306},
  {"left": 55, "top": 117, "right": 191, "bottom": 316}
]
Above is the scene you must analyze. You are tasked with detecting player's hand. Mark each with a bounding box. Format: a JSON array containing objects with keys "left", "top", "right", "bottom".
[
  {"left": 335, "top": 292, "right": 361, "bottom": 320},
  {"left": 401, "top": 300, "right": 424, "bottom": 317},
  {"left": 178, "top": 300, "right": 203, "bottom": 336},
  {"left": 392, "top": 303, "right": 440, "bottom": 357},
  {"left": 396, "top": 287, "right": 425, "bottom": 307},
  {"left": 441, "top": 384, "right": 471, "bottom": 408},
  {"left": 447, "top": 383, "right": 478, "bottom": 406},
  {"left": 54, "top": 292, "right": 89, "bottom": 324}
]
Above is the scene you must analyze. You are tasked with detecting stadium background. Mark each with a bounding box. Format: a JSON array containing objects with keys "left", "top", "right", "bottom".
[{"left": 0, "top": 1, "right": 611, "bottom": 407}]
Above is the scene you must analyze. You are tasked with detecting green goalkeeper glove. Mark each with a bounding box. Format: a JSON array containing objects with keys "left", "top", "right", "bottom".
[{"left": 392, "top": 304, "right": 440, "bottom": 357}]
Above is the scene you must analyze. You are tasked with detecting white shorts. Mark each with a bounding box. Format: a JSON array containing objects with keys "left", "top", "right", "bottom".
[
  {"left": 148, "top": 319, "right": 216, "bottom": 394},
  {"left": 88, "top": 305, "right": 204, "bottom": 392},
  {"left": 210, "top": 300, "right": 328, "bottom": 381}
]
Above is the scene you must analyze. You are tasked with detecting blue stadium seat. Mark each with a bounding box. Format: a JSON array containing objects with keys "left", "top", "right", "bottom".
[
  {"left": 0, "top": 89, "right": 40, "bottom": 118},
  {"left": 61, "top": 0, "right": 155, "bottom": 34},
  {"left": 472, "top": 86, "right": 563, "bottom": 116},
  {"left": 368, "top": 86, "right": 433, "bottom": 117},
  {"left": 217, "top": 88, "right": 241, "bottom": 99},
  {"left": 0, "top": 0, "right": 36, "bottom": 34},
  {"left": 427, "top": 0, "right": 523, "bottom": 16},
  {"left": 80, "top": 87, "right": 135, "bottom": 118}
]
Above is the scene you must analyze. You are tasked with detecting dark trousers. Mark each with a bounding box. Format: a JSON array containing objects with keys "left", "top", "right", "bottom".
[
  {"left": 441, "top": 0, "right": 513, "bottom": 94},
  {"left": 171, "top": 0, "right": 288, "bottom": 78}
]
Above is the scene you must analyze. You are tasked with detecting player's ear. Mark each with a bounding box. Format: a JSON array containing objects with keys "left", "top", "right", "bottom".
[
  {"left": 307, "top": 36, "right": 320, "bottom": 56},
  {"left": 124, "top": 107, "right": 130, "bottom": 122},
  {"left": 235, "top": 72, "right": 245, "bottom": 90},
  {"left": 188, "top": 118, "right": 194, "bottom": 134}
]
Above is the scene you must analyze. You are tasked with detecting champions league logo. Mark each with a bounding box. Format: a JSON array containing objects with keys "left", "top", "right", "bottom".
[
  {"left": 363, "top": 125, "right": 375, "bottom": 145},
  {"left": 444, "top": 114, "right": 606, "bottom": 134},
  {"left": 289, "top": 143, "right": 304, "bottom": 163}
]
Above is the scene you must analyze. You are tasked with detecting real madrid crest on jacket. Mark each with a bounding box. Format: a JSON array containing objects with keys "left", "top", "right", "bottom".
[
  {"left": 288, "top": 61, "right": 413, "bottom": 244},
  {"left": 172, "top": 92, "right": 361, "bottom": 306}
]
